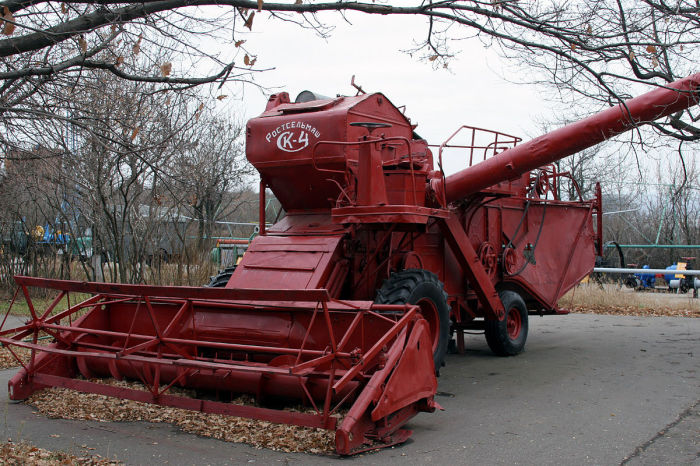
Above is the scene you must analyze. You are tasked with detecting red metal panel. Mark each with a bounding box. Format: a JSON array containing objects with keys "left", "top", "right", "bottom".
[
  {"left": 247, "top": 92, "right": 414, "bottom": 212},
  {"left": 498, "top": 201, "right": 596, "bottom": 307},
  {"left": 229, "top": 235, "right": 343, "bottom": 290},
  {"left": 332, "top": 205, "right": 448, "bottom": 225}
]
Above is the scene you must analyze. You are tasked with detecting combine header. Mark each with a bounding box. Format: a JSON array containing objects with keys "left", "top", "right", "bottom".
[{"left": 2, "top": 74, "right": 699, "bottom": 454}]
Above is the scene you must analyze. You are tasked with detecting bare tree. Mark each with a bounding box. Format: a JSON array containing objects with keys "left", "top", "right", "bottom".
[
  {"left": 0, "top": 1, "right": 698, "bottom": 141},
  {"left": 171, "top": 112, "right": 253, "bottom": 250}
]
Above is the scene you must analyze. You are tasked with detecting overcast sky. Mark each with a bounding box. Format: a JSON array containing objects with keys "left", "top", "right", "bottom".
[{"left": 218, "top": 11, "right": 549, "bottom": 175}]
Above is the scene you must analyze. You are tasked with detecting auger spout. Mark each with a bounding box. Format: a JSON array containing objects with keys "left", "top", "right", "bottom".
[{"left": 434, "top": 73, "right": 700, "bottom": 204}]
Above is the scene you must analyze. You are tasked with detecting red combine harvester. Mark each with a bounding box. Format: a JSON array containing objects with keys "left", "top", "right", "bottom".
[{"left": 2, "top": 74, "right": 699, "bottom": 454}]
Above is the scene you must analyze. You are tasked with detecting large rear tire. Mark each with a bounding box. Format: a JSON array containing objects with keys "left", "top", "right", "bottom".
[
  {"left": 206, "top": 266, "right": 236, "bottom": 287},
  {"left": 375, "top": 269, "right": 450, "bottom": 372},
  {"left": 485, "top": 290, "right": 528, "bottom": 356}
]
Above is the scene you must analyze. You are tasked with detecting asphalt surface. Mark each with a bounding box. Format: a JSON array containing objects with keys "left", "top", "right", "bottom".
[{"left": 0, "top": 313, "right": 698, "bottom": 465}]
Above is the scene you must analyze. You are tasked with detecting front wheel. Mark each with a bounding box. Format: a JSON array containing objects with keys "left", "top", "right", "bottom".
[
  {"left": 485, "top": 290, "right": 528, "bottom": 356},
  {"left": 375, "top": 269, "right": 450, "bottom": 372}
]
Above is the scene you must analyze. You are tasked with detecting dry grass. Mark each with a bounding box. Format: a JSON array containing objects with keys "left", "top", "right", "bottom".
[
  {"left": 144, "top": 261, "right": 218, "bottom": 287},
  {"left": 0, "top": 293, "right": 92, "bottom": 318},
  {"left": 560, "top": 283, "right": 700, "bottom": 317},
  {"left": 27, "top": 379, "right": 337, "bottom": 455},
  {"left": 0, "top": 440, "right": 120, "bottom": 465}
]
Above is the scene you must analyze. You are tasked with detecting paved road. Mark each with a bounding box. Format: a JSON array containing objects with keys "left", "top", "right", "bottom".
[{"left": 0, "top": 314, "right": 698, "bottom": 465}]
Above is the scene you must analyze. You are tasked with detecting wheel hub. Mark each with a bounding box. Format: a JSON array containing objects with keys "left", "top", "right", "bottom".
[{"left": 506, "top": 307, "right": 522, "bottom": 339}]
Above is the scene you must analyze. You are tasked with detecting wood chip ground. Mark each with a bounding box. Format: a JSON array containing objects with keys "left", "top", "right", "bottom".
[
  {"left": 0, "top": 440, "right": 120, "bottom": 465},
  {"left": 26, "top": 379, "right": 336, "bottom": 455},
  {"left": 0, "top": 346, "right": 31, "bottom": 370},
  {"left": 570, "top": 305, "right": 699, "bottom": 317}
]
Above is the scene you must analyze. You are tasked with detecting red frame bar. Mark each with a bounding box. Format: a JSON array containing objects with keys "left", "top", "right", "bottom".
[{"left": 12, "top": 276, "right": 331, "bottom": 302}]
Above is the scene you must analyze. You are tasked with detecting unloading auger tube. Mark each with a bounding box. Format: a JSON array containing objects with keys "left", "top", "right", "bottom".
[{"left": 431, "top": 73, "right": 700, "bottom": 204}]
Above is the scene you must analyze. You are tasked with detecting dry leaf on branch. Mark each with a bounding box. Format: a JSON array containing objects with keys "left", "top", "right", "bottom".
[
  {"left": 78, "top": 36, "right": 88, "bottom": 53},
  {"left": 235, "top": 40, "right": 245, "bottom": 47},
  {"left": 2, "top": 7, "right": 16, "bottom": 36},
  {"left": 646, "top": 44, "right": 657, "bottom": 53},
  {"left": 133, "top": 34, "right": 142, "bottom": 56},
  {"left": 216, "top": 95, "right": 228, "bottom": 100},
  {"left": 257, "top": 0, "right": 264, "bottom": 12},
  {"left": 244, "top": 54, "right": 258, "bottom": 67},
  {"left": 244, "top": 11, "right": 255, "bottom": 30},
  {"left": 160, "top": 62, "right": 172, "bottom": 77},
  {"left": 130, "top": 127, "right": 140, "bottom": 141}
]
